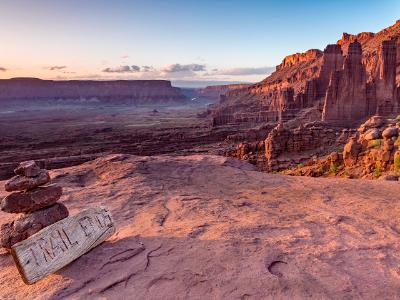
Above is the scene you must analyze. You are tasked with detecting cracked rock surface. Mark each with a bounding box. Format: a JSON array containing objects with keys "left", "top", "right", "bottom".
[{"left": 1, "top": 154, "right": 400, "bottom": 299}]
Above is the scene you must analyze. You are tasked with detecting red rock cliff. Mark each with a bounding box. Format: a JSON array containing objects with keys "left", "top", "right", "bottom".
[{"left": 212, "top": 20, "right": 400, "bottom": 127}]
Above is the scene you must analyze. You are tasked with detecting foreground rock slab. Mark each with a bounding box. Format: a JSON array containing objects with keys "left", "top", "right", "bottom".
[
  {"left": 11, "top": 206, "right": 115, "bottom": 284},
  {"left": 1, "top": 154, "right": 400, "bottom": 299},
  {"left": 0, "top": 203, "right": 69, "bottom": 249},
  {"left": 1, "top": 185, "right": 62, "bottom": 213}
]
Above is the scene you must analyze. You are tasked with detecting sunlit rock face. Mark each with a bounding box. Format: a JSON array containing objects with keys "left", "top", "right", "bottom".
[
  {"left": 212, "top": 20, "right": 400, "bottom": 127},
  {"left": 322, "top": 41, "right": 368, "bottom": 125}
]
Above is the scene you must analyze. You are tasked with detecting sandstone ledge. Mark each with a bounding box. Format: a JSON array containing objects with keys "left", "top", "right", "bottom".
[{"left": 0, "top": 154, "right": 400, "bottom": 299}]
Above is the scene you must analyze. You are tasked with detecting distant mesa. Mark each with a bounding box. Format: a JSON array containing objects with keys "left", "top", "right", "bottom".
[{"left": 0, "top": 78, "right": 188, "bottom": 105}]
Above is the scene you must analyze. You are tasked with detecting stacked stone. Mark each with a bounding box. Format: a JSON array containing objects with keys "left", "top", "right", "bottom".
[{"left": 0, "top": 161, "right": 69, "bottom": 251}]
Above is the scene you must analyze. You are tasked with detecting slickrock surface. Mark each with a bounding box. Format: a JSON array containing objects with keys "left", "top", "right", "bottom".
[
  {"left": 5, "top": 170, "right": 50, "bottom": 192},
  {"left": 0, "top": 203, "right": 69, "bottom": 250},
  {"left": 1, "top": 185, "right": 62, "bottom": 213},
  {"left": 0, "top": 154, "right": 400, "bottom": 299}
]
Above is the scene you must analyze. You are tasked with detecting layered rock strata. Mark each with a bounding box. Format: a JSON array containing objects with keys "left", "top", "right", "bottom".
[
  {"left": 212, "top": 20, "right": 400, "bottom": 127},
  {"left": 0, "top": 161, "right": 69, "bottom": 250},
  {"left": 227, "top": 122, "right": 354, "bottom": 171},
  {"left": 284, "top": 115, "right": 400, "bottom": 179},
  {"left": 0, "top": 78, "right": 187, "bottom": 104}
]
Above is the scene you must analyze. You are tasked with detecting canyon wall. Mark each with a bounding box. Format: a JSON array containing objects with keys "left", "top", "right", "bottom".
[
  {"left": 197, "top": 84, "right": 251, "bottom": 100},
  {"left": 0, "top": 78, "right": 188, "bottom": 104},
  {"left": 212, "top": 20, "right": 400, "bottom": 128}
]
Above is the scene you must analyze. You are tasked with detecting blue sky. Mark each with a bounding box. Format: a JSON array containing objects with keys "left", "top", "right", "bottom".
[{"left": 0, "top": 0, "right": 398, "bottom": 84}]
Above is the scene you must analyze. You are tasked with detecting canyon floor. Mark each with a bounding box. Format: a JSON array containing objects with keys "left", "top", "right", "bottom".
[
  {"left": 1, "top": 154, "right": 400, "bottom": 299},
  {"left": 0, "top": 103, "right": 235, "bottom": 166}
]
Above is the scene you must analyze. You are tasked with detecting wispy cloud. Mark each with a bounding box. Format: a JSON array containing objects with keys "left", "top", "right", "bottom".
[
  {"left": 161, "top": 64, "right": 206, "bottom": 73},
  {"left": 209, "top": 66, "right": 275, "bottom": 76},
  {"left": 141, "top": 65, "right": 154, "bottom": 72},
  {"left": 102, "top": 65, "right": 141, "bottom": 73},
  {"left": 0, "top": 67, "right": 7, "bottom": 72},
  {"left": 48, "top": 65, "right": 67, "bottom": 71}
]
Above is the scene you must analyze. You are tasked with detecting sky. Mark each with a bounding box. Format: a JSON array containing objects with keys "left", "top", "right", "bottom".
[{"left": 0, "top": 0, "right": 398, "bottom": 86}]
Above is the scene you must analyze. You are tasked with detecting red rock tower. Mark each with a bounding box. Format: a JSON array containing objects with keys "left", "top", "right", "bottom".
[
  {"left": 322, "top": 40, "right": 368, "bottom": 125},
  {"left": 376, "top": 39, "right": 398, "bottom": 115}
]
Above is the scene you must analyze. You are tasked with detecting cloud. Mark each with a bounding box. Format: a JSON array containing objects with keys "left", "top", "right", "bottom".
[
  {"left": 0, "top": 67, "right": 6, "bottom": 72},
  {"left": 121, "top": 55, "right": 130, "bottom": 59},
  {"left": 209, "top": 66, "right": 275, "bottom": 76},
  {"left": 102, "top": 65, "right": 141, "bottom": 73},
  {"left": 161, "top": 63, "right": 206, "bottom": 73},
  {"left": 48, "top": 65, "right": 67, "bottom": 71},
  {"left": 141, "top": 65, "right": 154, "bottom": 72}
]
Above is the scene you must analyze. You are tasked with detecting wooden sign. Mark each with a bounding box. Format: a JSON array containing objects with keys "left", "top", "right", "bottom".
[{"left": 11, "top": 206, "right": 116, "bottom": 284}]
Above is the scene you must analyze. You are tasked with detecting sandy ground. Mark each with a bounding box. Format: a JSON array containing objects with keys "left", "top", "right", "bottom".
[{"left": 1, "top": 154, "right": 400, "bottom": 299}]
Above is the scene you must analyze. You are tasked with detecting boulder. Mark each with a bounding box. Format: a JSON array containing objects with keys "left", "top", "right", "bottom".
[
  {"left": 0, "top": 203, "right": 69, "bottom": 250},
  {"left": 379, "top": 175, "right": 399, "bottom": 181},
  {"left": 382, "top": 127, "right": 398, "bottom": 139},
  {"left": 329, "top": 152, "right": 340, "bottom": 162},
  {"left": 364, "top": 116, "right": 385, "bottom": 128},
  {"left": 4, "top": 170, "right": 50, "bottom": 192},
  {"left": 364, "top": 129, "right": 382, "bottom": 141},
  {"left": 0, "top": 185, "right": 62, "bottom": 213},
  {"left": 14, "top": 160, "right": 41, "bottom": 177}
]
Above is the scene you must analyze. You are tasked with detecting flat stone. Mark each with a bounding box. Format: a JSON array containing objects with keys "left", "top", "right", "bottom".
[
  {"left": 0, "top": 203, "right": 69, "bottom": 250},
  {"left": 1, "top": 185, "right": 62, "bottom": 213},
  {"left": 5, "top": 170, "right": 50, "bottom": 192},
  {"left": 14, "top": 161, "right": 42, "bottom": 177},
  {"left": 379, "top": 175, "right": 399, "bottom": 181}
]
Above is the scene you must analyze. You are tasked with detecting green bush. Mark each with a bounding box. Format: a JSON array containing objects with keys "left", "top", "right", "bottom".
[
  {"left": 374, "top": 164, "right": 382, "bottom": 178},
  {"left": 396, "top": 115, "right": 400, "bottom": 121},
  {"left": 395, "top": 155, "right": 400, "bottom": 171},
  {"left": 395, "top": 136, "right": 400, "bottom": 147},
  {"left": 370, "top": 139, "right": 383, "bottom": 149},
  {"left": 330, "top": 162, "right": 338, "bottom": 173}
]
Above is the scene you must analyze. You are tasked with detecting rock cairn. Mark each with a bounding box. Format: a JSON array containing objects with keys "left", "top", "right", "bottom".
[{"left": 0, "top": 161, "right": 69, "bottom": 250}]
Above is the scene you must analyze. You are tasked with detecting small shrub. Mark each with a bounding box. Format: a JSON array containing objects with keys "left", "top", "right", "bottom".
[
  {"left": 395, "top": 136, "right": 400, "bottom": 147},
  {"left": 395, "top": 155, "right": 400, "bottom": 171},
  {"left": 374, "top": 164, "right": 382, "bottom": 178},
  {"left": 396, "top": 115, "right": 400, "bottom": 121},
  {"left": 330, "top": 162, "right": 338, "bottom": 173},
  {"left": 370, "top": 139, "right": 383, "bottom": 149},
  {"left": 297, "top": 163, "right": 304, "bottom": 168}
]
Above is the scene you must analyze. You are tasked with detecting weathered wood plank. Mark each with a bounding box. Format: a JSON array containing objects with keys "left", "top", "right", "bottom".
[{"left": 11, "top": 206, "right": 116, "bottom": 284}]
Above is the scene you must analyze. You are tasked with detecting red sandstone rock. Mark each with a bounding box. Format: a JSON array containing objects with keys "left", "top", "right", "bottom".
[
  {"left": 322, "top": 41, "right": 368, "bottom": 125},
  {"left": 212, "top": 20, "right": 400, "bottom": 128},
  {"left": 382, "top": 127, "right": 398, "bottom": 139},
  {"left": 0, "top": 185, "right": 62, "bottom": 213},
  {"left": 277, "top": 49, "right": 322, "bottom": 70},
  {"left": 14, "top": 160, "right": 41, "bottom": 177},
  {"left": 364, "top": 128, "right": 382, "bottom": 141},
  {"left": 4, "top": 170, "right": 50, "bottom": 192},
  {"left": 0, "top": 203, "right": 69, "bottom": 250}
]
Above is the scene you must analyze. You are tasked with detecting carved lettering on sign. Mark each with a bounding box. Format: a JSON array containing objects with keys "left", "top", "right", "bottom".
[{"left": 11, "top": 207, "right": 115, "bottom": 285}]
